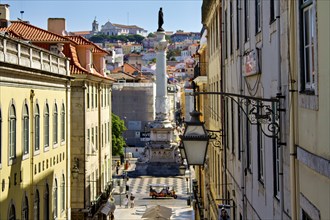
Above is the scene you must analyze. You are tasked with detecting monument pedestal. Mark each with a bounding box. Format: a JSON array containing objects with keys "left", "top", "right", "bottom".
[{"left": 140, "top": 27, "right": 180, "bottom": 172}]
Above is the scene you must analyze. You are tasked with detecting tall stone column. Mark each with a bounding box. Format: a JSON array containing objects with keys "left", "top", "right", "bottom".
[{"left": 154, "top": 31, "right": 171, "bottom": 127}]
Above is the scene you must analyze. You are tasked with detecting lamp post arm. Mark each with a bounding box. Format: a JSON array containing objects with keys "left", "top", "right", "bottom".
[{"left": 190, "top": 91, "right": 283, "bottom": 139}]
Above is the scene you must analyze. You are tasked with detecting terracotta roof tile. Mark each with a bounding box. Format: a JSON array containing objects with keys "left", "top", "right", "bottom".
[
  {"left": 70, "top": 31, "right": 91, "bottom": 36},
  {"left": 68, "top": 44, "right": 89, "bottom": 74},
  {"left": 112, "top": 63, "right": 141, "bottom": 75},
  {"left": 67, "top": 35, "right": 109, "bottom": 54},
  {"left": 110, "top": 72, "right": 136, "bottom": 80},
  {"left": 0, "top": 21, "right": 114, "bottom": 81},
  {"left": 1, "top": 21, "right": 70, "bottom": 43}
]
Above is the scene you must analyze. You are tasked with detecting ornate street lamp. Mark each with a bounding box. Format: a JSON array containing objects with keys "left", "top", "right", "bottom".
[{"left": 180, "top": 110, "right": 209, "bottom": 166}]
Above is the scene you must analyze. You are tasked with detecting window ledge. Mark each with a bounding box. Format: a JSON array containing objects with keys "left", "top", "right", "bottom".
[
  {"left": 22, "top": 154, "right": 29, "bottom": 160},
  {"left": 34, "top": 150, "right": 40, "bottom": 156},
  {"left": 8, "top": 157, "right": 16, "bottom": 166},
  {"left": 298, "top": 93, "right": 319, "bottom": 110},
  {"left": 269, "top": 21, "right": 277, "bottom": 36},
  {"left": 255, "top": 32, "right": 262, "bottom": 43}
]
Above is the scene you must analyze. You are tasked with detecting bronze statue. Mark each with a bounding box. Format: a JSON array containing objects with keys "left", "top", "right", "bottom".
[{"left": 157, "top": 7, "right": 164, "bottom": 32}]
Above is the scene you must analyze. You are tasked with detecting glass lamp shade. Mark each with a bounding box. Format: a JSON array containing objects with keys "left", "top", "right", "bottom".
[
  {"left": 182, "top": 139, "right": 208, "bottom": 165},
  {"left": 180, "top": 110, "right": 209, "bottom": 166}
]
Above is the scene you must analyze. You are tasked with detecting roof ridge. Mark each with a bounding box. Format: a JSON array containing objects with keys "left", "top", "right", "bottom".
[{"left": 10, "top": 21, "right": 69, "bottom": 41}]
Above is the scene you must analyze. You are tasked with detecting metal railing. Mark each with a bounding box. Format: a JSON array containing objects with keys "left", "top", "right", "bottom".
[{"left": 89, "top": 182, "right": 113, "bottom": 217}]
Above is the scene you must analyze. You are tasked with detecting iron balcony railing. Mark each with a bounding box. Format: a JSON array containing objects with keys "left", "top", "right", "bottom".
[{"left": 89, "top": 182, "right": 113, "bottom": 217}]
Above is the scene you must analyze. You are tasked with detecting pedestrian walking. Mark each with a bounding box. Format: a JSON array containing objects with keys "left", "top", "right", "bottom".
[
  {"left": 116, "top": 165, "right": 119, "bottom": 175},
  {"left": 110, "top": 212, "right": 114, "bottom": 220},
  {"left": 124, "top": 194, "right": 129, "bottom": 208},
  {"left": 130, "top": 193, "right": 135, "bottom": 208}
]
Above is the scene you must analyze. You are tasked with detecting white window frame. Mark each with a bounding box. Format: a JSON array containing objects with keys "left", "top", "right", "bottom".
[
  {"left": 87, "top": 84, "right": 90, "bottom": 109},
  {"left": 23, "top": 104, "right": 29, "bottom": 156},
  {"left": 53, "top": 103, "right": 58, "bottom": 145},
  {"left": 61, "top": 174, "right": 65, "bottom": 212},
  {"left": 54, "top": 179, "right": 58, "bottom": 219},
  {"left": 255, "top": 0, "right": 262, "bottom": 33},
  {"left": 35, "top": 104, "right": 40, "bottom": 153},
  {"left": 61, "top": 104, "right": 65, "bottom": 142},
  {"left": 301, "top": 0, "right": 317, "bottom": 92},
  {"left": 9, "top": 104, "right": 16, "bottom": 161},
  {"left": 44, "top": 104, "right": 50, "bottom": 149}
]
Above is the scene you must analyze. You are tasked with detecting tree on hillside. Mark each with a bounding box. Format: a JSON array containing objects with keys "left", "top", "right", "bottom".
[
  {"left": 127, "top": 34, "right": 145, "bottom": 43},
  {"left": 89, "top": 34, "right": 145, "bottom": 44},
  {"left": 112, "top": 113, "right": 127, "bottom": 156},
  {"left": 148, "top": 33, "right": 156, "bottom": 38},
  {"left": 166, "top": 49, "right": 181, "bottom": 60},
  {"left": 165, "top": 35, "right": 172, "bottom": 43},
  {"left": 89, "top": 34, "right": 108, "bottom": 43}
]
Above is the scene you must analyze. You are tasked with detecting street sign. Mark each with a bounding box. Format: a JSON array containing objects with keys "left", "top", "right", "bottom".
[{"left": 140, "top": 132, "right": 151, "bottom": 141}]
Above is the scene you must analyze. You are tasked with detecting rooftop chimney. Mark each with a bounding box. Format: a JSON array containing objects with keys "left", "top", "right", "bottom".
[
  {"left": 48, "top": 18, "right": 66, "bottom": 36},
  {"left": 0, "top": 4, "right": 10, "bottom": 28}
]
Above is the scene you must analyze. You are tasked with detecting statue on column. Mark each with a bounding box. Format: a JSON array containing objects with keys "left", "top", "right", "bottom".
[{"left": 157, "top": 7, "right": 164, "bottom": 32}]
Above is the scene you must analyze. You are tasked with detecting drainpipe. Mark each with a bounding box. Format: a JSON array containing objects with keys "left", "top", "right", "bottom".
[
  {"left": 288, "top": 1, "right": 298, "bottom": 219},
  {"left": 276, "top": 1, "right": 285, "bottom": 220},
  {"left": 66, "top": 80, "right": 71, "bottom": 219},
  {"left": 238, "top": 0, "right": 246, "bottom": 219},
  {"left": 30, "top": 89, "right": 35, "bottom": 220},
  {"left": 98, "top": 84, "right": 102, "bottom": 195},
  {"left": 220, "top": 0, "right": 227, "bottom": 208}
]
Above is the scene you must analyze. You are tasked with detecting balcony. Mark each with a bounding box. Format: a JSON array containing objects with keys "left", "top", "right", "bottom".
[
  {"left": 89, "top": 182, "right": 113, "bottom": 217},
  {"left": 0, "top": 33, "right": 70, "bottom": 76}
]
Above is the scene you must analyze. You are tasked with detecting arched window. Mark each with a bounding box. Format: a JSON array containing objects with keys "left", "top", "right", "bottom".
[
  {"left": 61, "top": 174, "right": 65, "bottom": 211},
  {"left": 22, "top": 195, "right": 28, "bottom": 220},
  {"left": 44, "top": 104, "right": 49, "bottom": 148},
  {"left": 53, "top": 104, "right": 58, "bottom": 144},
  {"left": 34, "top": 189, "right": 39, "bottom": 220},
  {"left": 23, "top": 104, "right": 29, "bottom": 155},
  {"left": 44, "top": 184, "right": 50, "bottom": 220},
  {"left": 60, "top": 104, "right": 65, "bottom": 142},
  {"left": 35, "top": 104, "right": 40, "bottom": 151},
  {"left": 54, "top": 179, "right": 58, "bottom": 218},
  {"left": 8, "top": 204, "right": 16, "bottom": 220},
  {"left": 9, "top": 104, "right": 16, "bottom": 160}
]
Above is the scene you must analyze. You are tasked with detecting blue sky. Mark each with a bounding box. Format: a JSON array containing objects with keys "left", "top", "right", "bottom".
[{"left": 3, "top": 0, "right": 203, "bottom": 33}]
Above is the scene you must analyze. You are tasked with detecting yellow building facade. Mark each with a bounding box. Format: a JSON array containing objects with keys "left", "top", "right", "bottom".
[
  {"left": 0, "top": 34, "right": 71, "bottom": 219},
  {"left": 199, "top": 1, "right": 223, "bottom": 220},
  {"left": 289, "top": 1, "right": 330, "bottom": 219}
]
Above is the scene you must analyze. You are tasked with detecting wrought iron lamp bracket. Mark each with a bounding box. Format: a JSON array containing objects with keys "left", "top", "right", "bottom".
[
  {"left": 192, "top": 92, "right": 283, "bottom": 139},
  {"left": 206, "top": 129, "right": 222, "bottom": 148}
]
